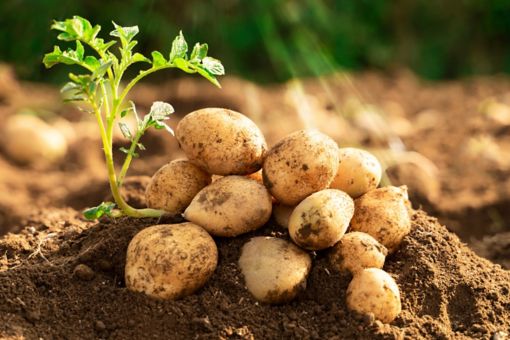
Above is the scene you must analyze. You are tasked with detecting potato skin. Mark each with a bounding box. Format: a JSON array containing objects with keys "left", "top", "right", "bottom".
[
  {"left": 330, "top": 232, "right": 387, "bottom": 274},
  {"left": 346, "top": 268, "right": 401, "bottom": 323},
  {"left": 262, "top": 130, "right": 340, "bottom": 205},
  {"left": 125, "top": 223, "right": 218, "bottom": 300},
  {"left": 239, "top": 237, "right": 311, "bottom": 304},
  {"left": 175, "top": 108, "right": 267, "bottom": 175},
  {"left": 272, "top": 203, "right": 295, "bottom": 229},
  {"left": 288, "top": 189, "right": 354, "bottom": 250},
  {"left": 330, "top": 147, "right": 382, "bottom": 198},
  {"left": 184, "top": 176, "right": 272, "bottom": 237},
  {"left": 350, "top": 186, "right": 411, "bottom": 253},
  {"left": 145, "top": 160, "right": 211, "bottom": 215},
  {"left": 3, "top": 114, "right": 67, "bottom": 164}
]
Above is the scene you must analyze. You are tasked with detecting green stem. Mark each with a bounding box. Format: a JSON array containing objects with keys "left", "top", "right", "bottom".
[{"left": 117, "top": 130, "right": 143, "bottom": 186}]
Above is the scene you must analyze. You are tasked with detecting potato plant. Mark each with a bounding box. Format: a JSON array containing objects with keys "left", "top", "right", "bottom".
[{"left": 43, "top": 16, "right": 224, "bottom": 219}]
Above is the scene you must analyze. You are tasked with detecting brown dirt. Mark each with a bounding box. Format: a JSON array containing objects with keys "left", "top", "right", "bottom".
[
  {"left": 1, "top": 65, "right": 510, "bottom": 338},
  {"left": 0, "top": 208, "right": 509, "bottom": 339}
]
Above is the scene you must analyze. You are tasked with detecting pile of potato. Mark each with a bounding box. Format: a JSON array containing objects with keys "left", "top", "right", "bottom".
[{"left": 125, "top": 107, "right": 412, "bottom": 323}]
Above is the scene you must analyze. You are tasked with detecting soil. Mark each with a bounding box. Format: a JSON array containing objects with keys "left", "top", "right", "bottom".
[
  {"left": 0, "top": 208, "right": 509, "bottom": 339},
  {"left": 0, "top": 64, "right": 510, "bottom": 338}
]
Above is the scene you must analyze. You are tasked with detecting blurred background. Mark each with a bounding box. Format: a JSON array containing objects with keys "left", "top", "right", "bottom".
[
  {"left": 0, "top": 0, "right": 509, "bottom": 268},
  {"left": 2, "top": 0, "right": 510, "bottom": 83}
]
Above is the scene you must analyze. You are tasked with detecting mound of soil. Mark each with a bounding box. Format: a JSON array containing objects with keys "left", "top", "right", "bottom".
[{"left": 0, "top": 209, "right": 509, "bottom": 339}]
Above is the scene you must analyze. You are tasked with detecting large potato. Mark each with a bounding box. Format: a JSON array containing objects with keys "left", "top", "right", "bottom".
[
  {"left": 350, "top": 186, "right": 411, "bottom": 253},
  {"left": 3, "top": 114, "right": 67, "bottom": 164},
  {"left": 330, "top": 147, "right": 382, "bottom": 198},
  {"left": 184, "top": 176, "right": 272, "bottom": 237},
  {"left": 239, "top": 237, "right": 311, "bottom": 304},
  {"left": 346, "top": 268, "right": 401, "bottom": 323},
  {"left": 263, "top": 130, "right": 339, "bottom": 205},
  {"left": 330, "top": 232, "right": 387, "bottom": 274},
  {"left": 145, "top": 160, "right": 211, "bottom": 215},
  {"left": 175, "top": 108, "right": 267, "bottom": 175},
  {"left": 125, "top": 223, "right": 217, "bottom": 300},
  {"left": 288, "top": 189, "right": 354, "bottom": 250}
]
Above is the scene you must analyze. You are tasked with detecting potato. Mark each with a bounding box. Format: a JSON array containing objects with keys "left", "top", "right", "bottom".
[
  {"left": 239, "top": 237, "right": 311, "bottom": 304},
  {"left": 288, "top": 189, "right": 354, "bottom": 250},
  {"left": 346, "top": 268, "right": 401, "bottom": 323},
  {"left": 330, "top": 147, "right": 382, "bottom": 198},
  {"left": 175, "top": 108, "right": 267, "bottom": 175},
  {"left": 145, "top": 160, "right": 212, "bottom": 215},
  {"left": 3, "top": 114, "right": 67, "bottom": 164},
  {"left": 350, "top": 186, "right": 411, "bottom": 253},
  {"left": 263, "top": 129, "right": 339, "bottom": 205},
  {"left": 125, "top": 223, "right": 217, "bottom": 300},
  {"left": 184, "top": 176, "right": 272, "bottom": 237},
  {"left": 330, "top": 232, "right": 387, "bottom": 274},
  {"left": 272, "top": 203, "right": 295, "bottom": 229}
]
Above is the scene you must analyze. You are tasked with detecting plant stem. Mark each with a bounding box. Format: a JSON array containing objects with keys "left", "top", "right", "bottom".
[{"left": 117, "top": 130, "right": 143, "bottom": 186}]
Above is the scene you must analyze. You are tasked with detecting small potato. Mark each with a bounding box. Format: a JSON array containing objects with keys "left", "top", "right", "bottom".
[
  {"left": 346, "top": 268, "right": 401, "bottom": 323},
  {"left": 272, "top": 203, "right": 295, "bottom": 229},
  {"left": 288, "top": 189, "right": 354, "bottom": 250},
  {"left": 175, "top": 108, "right": 267, "bottom": 175},
  {"left": 239, "top": 237, "right": 311, "bottom": 304},
  {"left": 330, "top": 147, "right": 382, "bottom": 198},
  {"left": 184, "top": 176, "right": 272, "bottom": 237},
  {"left": 3, "top": 114, "right": 67, "bottom": 164},
  {"left": 350, "top": 186, "right": 411, "bottom": 253},
  {"left": 330, "top": 232, "right": 387, "bottom": 274},
  {"left": 263, "top": 130, "right": 340, "bottom": 205},
  {"left": 125, "top": 223, "right": 218, "bottom": 300},
  {"left": 145, "top": 160, "right": 212, "bottom": 215}
]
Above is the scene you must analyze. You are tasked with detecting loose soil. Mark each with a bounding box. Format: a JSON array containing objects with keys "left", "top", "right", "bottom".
[
  {"left": 0, "top": 65, "right": 510, "bottom": 338},
  {"left": 1, "top": 208, "right": 509, "bottom": 339}
]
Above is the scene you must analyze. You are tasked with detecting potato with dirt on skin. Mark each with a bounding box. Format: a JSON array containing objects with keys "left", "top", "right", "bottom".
[
  {"left": 272, "top": 203, "right": 295, "bottom": 229},
  {"left": 184, "top": 176, "right": 272, "bottom": 237},
  {"left": 263, "top": 129, "right": 340, "bottom": 205},
  {"left": 288, "top": 189, "right": 354, "bottom": 250},
  {"left": 330, "top": 147, "right": 382, "bottom": 198},
  {"left": 125, "top": 223, "right": 218, "bottom": 300},
  {"left": 347, "top": 268, "right": 401, "bottom": 323},
  {"left": 239, "top": 237, "right": 312, "bottom": 304},
  {"left": 3, "top": 114, "right": 67, "bottom": 164},
  {"left": 330, "top": 232, "right": 387, "bottom": 274},
  {"left": 350, "top": 186, "right": 411, "bottom": 253},
  {"left": 145, "top": 160, "right": 211, "bottom": 215},
  {"left": 175, "top": 108, "right": 267, "bottom": 175}
]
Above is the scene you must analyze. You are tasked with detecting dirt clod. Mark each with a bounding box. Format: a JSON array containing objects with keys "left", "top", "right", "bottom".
[{"left": 73, "top": 264, "right": 95, "bottom": 281}]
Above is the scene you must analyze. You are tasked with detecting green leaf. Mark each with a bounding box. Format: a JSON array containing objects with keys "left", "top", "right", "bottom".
[
  {"left": 173, "top": 58, "right": 194, "bottom": 73},
  {"left": 83, "top": 55, "right": 100, "bottom": 70},
  {"left": 83, "top": 202, "right": 116, "bottom": 220},
  {"left": 195, "top": 65, "right": 221, "bottom": 88},
  {"left": 51, "top": 16, "right": 95, "bottom": 42},
  {"left": 76, "top": 41, "right": 84, "bottom": 61},
  {"left": 151, "top": 51, "right": 167, "bottom": 67},
  {"left": 60, "top": 81, "right": 80, "bottom": 93},
  {"left": 169, "top": 31, "right": 188, "bottom": 62},
  {"left": 110, "top": 22, "right": 139, "bottom": 43},
  {"left": 118, "top": 122, "right": 132, "bottom": 140},
  {"left": 190, "top": 43, "right": 208, "bottom": 63},
  {"left": 132, "top": 52, "right": 150, "bottom": 64},
  {"left": 92, "top": 60, "right": 113, "bottom": 79},
  {"left": 149, "top": 101, "right": 174, "bottom": 120},
  {"left": 202, "top": 57, "right": 225, "bottom": 75}
]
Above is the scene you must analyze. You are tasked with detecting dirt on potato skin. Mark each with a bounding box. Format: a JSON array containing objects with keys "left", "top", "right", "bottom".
[{"left": 0, "top": 209, "right": 509, "bottom": 339}]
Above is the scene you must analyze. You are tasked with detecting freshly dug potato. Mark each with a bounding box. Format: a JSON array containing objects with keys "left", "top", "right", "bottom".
[
  {"left": 3, "top": 114, "right": 67, "bottom": 164},
  {"left": 175, "top": 108, "right": 267, "bottom": 175},
  {"left": 330, "top": 232, "right": 387, "bottom": 274},
  {"left": 288, "top": 189, "right": 354, "bottom": 250},
  {"left": 184, "top": 176, "right": 272, "bottom": 237},
  {"left": 239, "top": 237, "right": 312, "bottom": 304},
  {"left": 125, "top": 223, "right": 217, "bottom": 300},
  {"left": 346, "top": 268, "right": 401, "bottom": 323},
  {"left": 330, "top": 147, "right": 382, "bottom": 198},
  {"left": 145, "top": 160, "right": 212, "bottom": 215},
  {"left": 263, "top": 129, "right": 339, "bottom": 205},
  {"left": 272, "top": 203, "right": 295, "bottom": 229},
  {"left": 350, "top": 186, "right": 411, "bottom": 253}
]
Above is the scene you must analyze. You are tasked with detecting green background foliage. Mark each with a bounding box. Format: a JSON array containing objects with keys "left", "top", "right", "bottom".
[{"left": 2, "top": 0, "right": 510, "bottom": 83}]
